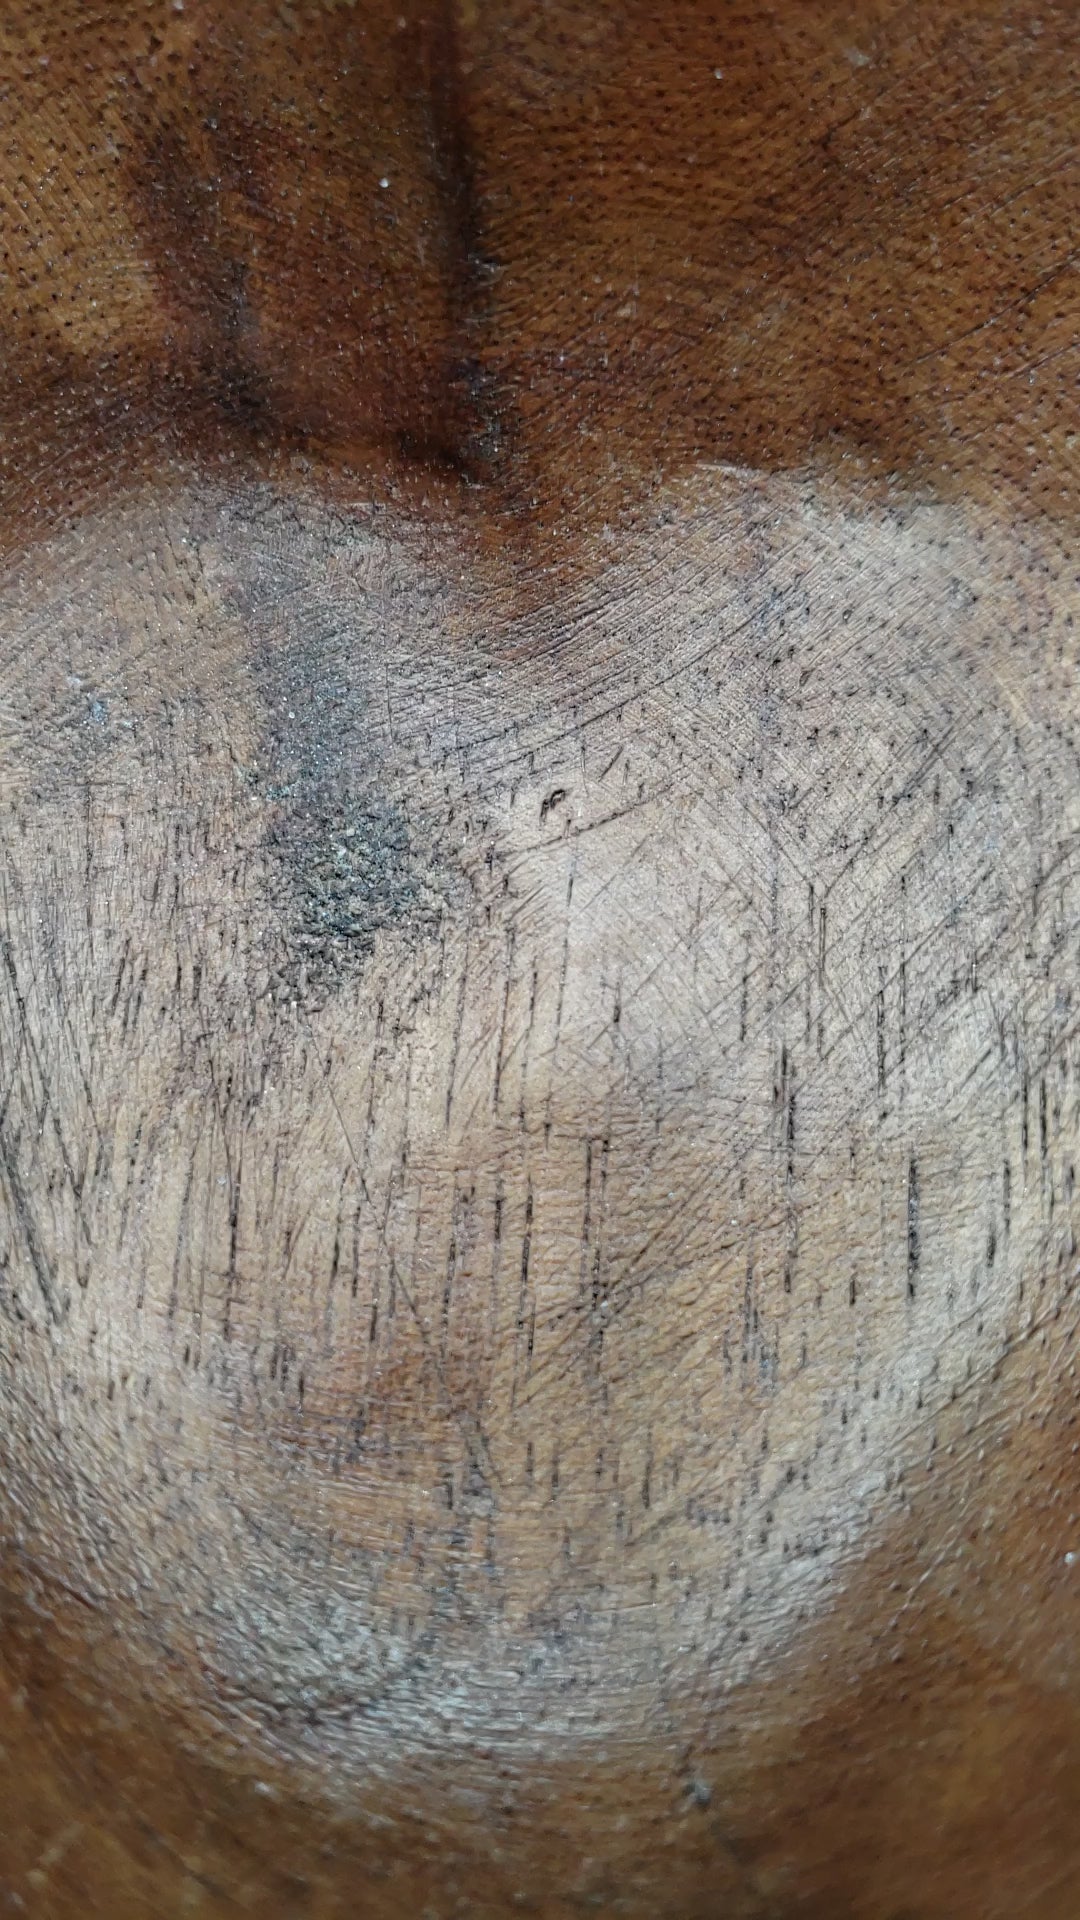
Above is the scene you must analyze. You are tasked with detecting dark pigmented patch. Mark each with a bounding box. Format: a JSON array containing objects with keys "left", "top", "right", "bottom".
[
  {"left": 119, "top": 3, "right": 504, "bottom": 492},
  {"left": 394, "top": 3, "right": 504, "bottom": 479},
  {"left": 266, "top": 787, "right": 435, "bottom": 992},
  {"left": 211, "top": 491, "right": 469, "bottom": 1002}
]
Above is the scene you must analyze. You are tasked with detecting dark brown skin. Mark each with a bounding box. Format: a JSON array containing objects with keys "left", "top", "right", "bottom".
[{"left": 2, "top": 3, "right": 1080, "bottom": 1915}]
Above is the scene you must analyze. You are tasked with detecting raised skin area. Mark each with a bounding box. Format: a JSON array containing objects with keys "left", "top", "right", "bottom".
[{"left": 2, "top": 3, "right": 1080, "bottom": 1917}]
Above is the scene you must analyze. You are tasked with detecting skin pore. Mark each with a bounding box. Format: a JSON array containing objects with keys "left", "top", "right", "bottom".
[{"left": 2, "top": 4, "right": 1080, "bottom": 1915}]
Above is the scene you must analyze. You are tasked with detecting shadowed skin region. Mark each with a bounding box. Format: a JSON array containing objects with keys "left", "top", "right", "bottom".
[{"left": 1, "top": 4, "right": 1080, "bottom": 1918}]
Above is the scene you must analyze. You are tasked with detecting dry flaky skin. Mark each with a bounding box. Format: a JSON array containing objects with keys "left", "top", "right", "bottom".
[{"left": 1, "top": 4, "right": 1080, "bottom": 1917}]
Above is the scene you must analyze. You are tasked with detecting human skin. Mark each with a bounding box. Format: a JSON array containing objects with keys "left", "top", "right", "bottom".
[{"left": 1, "top": 3, "right": 1080, "bottom": 1915}]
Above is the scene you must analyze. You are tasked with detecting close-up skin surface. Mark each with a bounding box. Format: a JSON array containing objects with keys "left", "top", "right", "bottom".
[{"left": 1, "top": 3, "right": 1080, "bottom": 1915}]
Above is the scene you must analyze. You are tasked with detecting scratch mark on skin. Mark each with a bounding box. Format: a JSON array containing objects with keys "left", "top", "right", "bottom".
[
  {"left": 318, "top": 1023, "right": 499, "bottom": 1493},
  {"left": 491, "top": 925, "right": 515, "bottom": 1111},
  {"left": 0, "top": 935, "right": 62, "bottom": 1319},
  {"left": 0, "top": 892, "right": 97, "bottom": 1251},
  {"left": 0, "top": 1113, "right": 60, "bottom": 1322},
  {"left": 444, "top": 929, "right": 470, "bottom": 1129},
  {"left": 908, "top": 1154, "right": 921, "bottom": 1296},
  {"left": 896, "top": 241, "right": 1080, "bottom": 372},
  {"left": 510, "top": 1183, "right": 534, "bottom": 1413}
]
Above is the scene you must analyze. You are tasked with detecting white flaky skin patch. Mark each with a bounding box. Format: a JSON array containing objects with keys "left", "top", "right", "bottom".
[{"left": 0, "top": 463, "right": 1077, "bottom": 1789}]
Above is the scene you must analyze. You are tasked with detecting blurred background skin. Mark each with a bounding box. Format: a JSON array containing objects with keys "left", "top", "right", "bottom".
[{"left": 1, "top": 4, "right": 1080, "bottom": 1915}]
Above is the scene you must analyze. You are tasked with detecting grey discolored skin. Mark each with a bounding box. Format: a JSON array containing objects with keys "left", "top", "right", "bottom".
[{"left": 2, "top": 4, "right": 1080, "bottom": 1918}]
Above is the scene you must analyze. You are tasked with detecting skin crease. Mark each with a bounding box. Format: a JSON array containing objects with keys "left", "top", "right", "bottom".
[{"left": 1, "top": 3, "right": 1080, "bottom": 1917}]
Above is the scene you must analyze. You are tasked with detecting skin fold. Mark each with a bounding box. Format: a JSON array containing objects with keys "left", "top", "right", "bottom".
[{"left": 1, "top": 3, "right": 1079, "bottom": 1915}]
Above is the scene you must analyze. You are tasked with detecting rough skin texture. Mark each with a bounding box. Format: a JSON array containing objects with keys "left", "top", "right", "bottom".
[{"left": 1, "top": 3, "right": 1080, "bottom": 1916}]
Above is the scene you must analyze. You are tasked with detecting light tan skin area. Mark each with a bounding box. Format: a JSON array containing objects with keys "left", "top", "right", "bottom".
[{"left": 2, "top": 4, "right": 1080, "bottom": 1916}]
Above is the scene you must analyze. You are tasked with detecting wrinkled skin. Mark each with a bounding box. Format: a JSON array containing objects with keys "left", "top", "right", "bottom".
[{"left": 2, "top": 4, "right": 1080, "bottom": 1916}]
